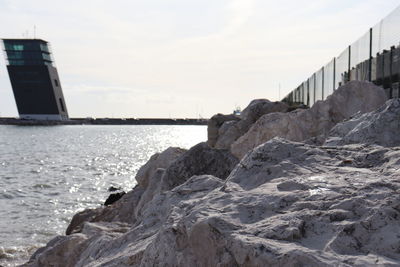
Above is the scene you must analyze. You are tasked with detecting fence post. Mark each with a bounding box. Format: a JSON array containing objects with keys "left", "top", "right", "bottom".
[
  {"left": 322, "top": 67, "right": 325, "bottom": 100},
  {"left": 333, "top": 57, "right": 336, "bottom": 90},
  {"left": 307, "top": 79, "right": 310, "bottom": 106},
  {"left": 369, "top": 28, "right": 373, "bottom": 82},
  {"left": 314, "top": 73, "right": 316, "bottom": 102},
  {"left": 390, "top": 46, "right": 394, "bottom": 98},
  {"left": 348, "top": 45, "right": 351, "bottom": 82}
]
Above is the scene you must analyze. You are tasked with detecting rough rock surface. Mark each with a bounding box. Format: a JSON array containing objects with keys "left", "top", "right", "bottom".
[
  {"left": 66, "top": 143, "right": 238, "bottom": 236},
  {"left": 325, "top": 98, "right": 400, "bottom": 147},
  {"left": 159, "top": 142, "right": 239, "bottom": 191},
  {"left": 135, "top": 142, "right": 238, "bottom": 218},
  {"left": 231, "top": 81, "right": 387, "bottom": 159},
  {"left": 240, "top": 99, "right": 288, "bottom": 123},
  {"left": 26, "top": 137, "right": 400, "bottom": 266},
  {"left": 66, "top": 147, "right": 186, "bottom": 235},
  {"left": 135, "top": 147, "right": 187, "bottom": 189},
  {"left": 212, "top": 99, "right": 289, "bottom": 149},
  {"left": 207, "top": 113, "right": 240, "bottom": 147}
]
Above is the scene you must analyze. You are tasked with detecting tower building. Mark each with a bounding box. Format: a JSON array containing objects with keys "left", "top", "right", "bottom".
[{"left": 2, "top": 39, "right": 68, "bottom": 120}]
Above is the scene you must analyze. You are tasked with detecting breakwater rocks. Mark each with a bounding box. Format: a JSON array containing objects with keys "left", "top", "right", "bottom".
[
  {"left": 229, "top": 81, "right": 387, "bottom": 158},
  {"left": 25, "top": 81, "right": 400, "bottom": 266}
]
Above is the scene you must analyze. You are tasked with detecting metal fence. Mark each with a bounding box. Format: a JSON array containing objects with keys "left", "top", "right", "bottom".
[{"left": 283, "top": 5, "right": 400, "bottom": 106}]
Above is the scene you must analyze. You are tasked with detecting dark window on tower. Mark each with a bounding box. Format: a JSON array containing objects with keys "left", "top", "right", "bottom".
[
  {"left": 54, "top": 79, "right": 59, "bottom": 87},
  {"left": 59, "top": 98, "right": 65, "bottom": 112}
]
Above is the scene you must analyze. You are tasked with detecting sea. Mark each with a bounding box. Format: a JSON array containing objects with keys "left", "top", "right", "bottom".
[{"left": 0, "top": 125, "right": 207, "bottom": 266}]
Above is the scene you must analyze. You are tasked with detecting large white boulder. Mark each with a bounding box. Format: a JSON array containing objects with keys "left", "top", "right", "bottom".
[
  {"left": 159, "top": 142, "right": 239, "bottom": 191},
  {"left": 135, "top": 147, "right": 187, "bottom": 189},
  {"left": 26, "top": 138, "right": 400, "bottom": 266},
  {"left": 239, "top": 99, "right": 289, "bottom": 123},
  {"left": 66, "top": 147, "right": 186, "bottom": 235},
  {"left": 135, "top": 142, "right": 238, "bottom": 218},
  {"left": 231, "top": 81, "right": 387, "bottom": 159},
  {"left": 66, "top": 143, "right": 238, "bottom": 236},
  {"left": 207, "top": 113, "right": 240, "bottom": 147},
  {"left": 213, "top": 99, "right": 289, "bottom": 149},
  {"left": 325, "top": 98, "right": 400, "bottom": 147}
]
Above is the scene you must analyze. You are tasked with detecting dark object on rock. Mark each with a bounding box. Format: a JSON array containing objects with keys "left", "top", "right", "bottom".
[
  {"left": 108, "top": 186, "right": 121, "bottom": 192},
  {"left": 104, "top": 192, "right": 125, "bottom": 206}
]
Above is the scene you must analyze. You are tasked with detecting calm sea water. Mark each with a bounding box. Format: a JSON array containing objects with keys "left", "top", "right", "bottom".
[{"left": 0, "top": 125, "right": 206, "bottom": 266}]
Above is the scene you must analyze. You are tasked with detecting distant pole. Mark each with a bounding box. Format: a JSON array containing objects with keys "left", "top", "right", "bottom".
[{"left": 34, "top": 25, "right": 36, "bottom": 39}]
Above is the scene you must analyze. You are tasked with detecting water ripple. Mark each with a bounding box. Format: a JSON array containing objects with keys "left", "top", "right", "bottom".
[{"left": 0, "top": 125, "right": 206, "bottom": 266}]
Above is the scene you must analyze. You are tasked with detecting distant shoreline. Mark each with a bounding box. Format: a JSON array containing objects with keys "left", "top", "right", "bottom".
[{"left": 0, "top": 117, "right": 208, "bottom": 126}]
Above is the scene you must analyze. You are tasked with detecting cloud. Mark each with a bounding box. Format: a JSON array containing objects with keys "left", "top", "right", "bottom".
[
  {"left": 0, "top": 0, "right": 400, "bottom": 117},
  {"left": 222, "top": 0, "right": 255, "bottom": 35},
  {"left": 65, "top": 84, "right": 146, "bottom": 95}
]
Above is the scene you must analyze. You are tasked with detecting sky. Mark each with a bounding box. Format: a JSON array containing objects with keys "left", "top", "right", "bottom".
[{"left": 0, "top": 0, "right": 399, "bottom": 118}]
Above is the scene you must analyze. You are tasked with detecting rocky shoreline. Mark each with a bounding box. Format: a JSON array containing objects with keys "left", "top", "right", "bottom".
[{"left": 24, "top": 81, "right": 400, "bottom": 266}]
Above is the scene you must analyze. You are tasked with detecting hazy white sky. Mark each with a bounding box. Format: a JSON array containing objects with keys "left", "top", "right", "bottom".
[{"left": 0, "top": 0, "right": 399, "bottom": 118}]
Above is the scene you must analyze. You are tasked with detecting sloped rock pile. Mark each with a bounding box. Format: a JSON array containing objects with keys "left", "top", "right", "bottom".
[
  {"left": 26, "top": 138, "right": 400, "bottom": 266},
  {"left": 25, "top": 82, "right": 400, "bottom": 267},
  {"left": 231, "top": 81, "right": 387, "bottom": 158}
]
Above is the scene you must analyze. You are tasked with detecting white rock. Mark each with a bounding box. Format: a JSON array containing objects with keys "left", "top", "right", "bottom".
[
  {"left": 325, "top": 98, "right": 400, "bottom": 147},
  {"left": 66, "top": 147, "right": 186, "bottom": 235},
  {"left": 207, "top": 113, "right": 240, "bottom": 147},
  {"left": 66, "top": 143, "right": 238, "bottom": 237},
  {"left": 26, "top": 138, "right": 400, "bottom": 266},
  {"left": 27, "top": 234, "right": 88, "bottom": 267},
  {"left": 231, "top": 81, "right": 387, "bottom": 159},
  {"left": 213, "top": 99, "right": 289, "bottom": 149},
  {"left": 214, "top": 120, "right": 242, "bottom": 149},
  {"left": 239, "top": 99, "right": 289, "bottom": 123},
  {"left": 135, "top": 147, "right": 187, "bottom": 189},
  {"left": 159, "top": 142, "right": 239, "bottom": 191},
  {"left": 136, "top": 142, "right": 238, "bottom": 218}
]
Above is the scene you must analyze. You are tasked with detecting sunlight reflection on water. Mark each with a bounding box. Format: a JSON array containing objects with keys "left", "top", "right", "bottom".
[{"left": 0, "top": 125, "right": 206, "bottom": 266}]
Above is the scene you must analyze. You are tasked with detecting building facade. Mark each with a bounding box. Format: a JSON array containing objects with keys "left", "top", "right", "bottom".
[{"left": 2, "top": 39, "right": 68, "bottom": 120}]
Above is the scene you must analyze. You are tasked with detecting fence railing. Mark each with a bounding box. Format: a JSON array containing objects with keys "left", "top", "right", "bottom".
[{"left": 283, "top": 5, "right": 400, "bottom": 106}]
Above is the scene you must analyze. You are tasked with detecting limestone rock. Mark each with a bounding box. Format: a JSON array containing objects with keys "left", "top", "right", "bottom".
[
  {"left": 66, "top": 187, "right": 145, "bottom": 235},
  {"left": 207, "top": 113, "right": 240, "bottom": 147},
  {"left": 26, "top": 138, "right": 400, "bottom": 266},
  {"left": 160, "top": 142, "right": 239, "bottom": 191},
  {"left": 325, "top": 98, "right": 400, "bottom": 147},
  {"left": 135, "top": 142, "right": 238, "bottom": 218},
  {"left": 66, "top": 147, "right": 186, "bottom": 235},
  {"left": 231, "top": 81, "right": 387, "bottom": 159},
  {"left": 214, "top": 120, "right": 242, "bottom": 149},
  {"left": 29, "top": 222, "right": 131, "bottom": 267},
  {"left": 66, "top": 143, "right": 237, "bottom": 236},
  {"left": 135, "top": 147, "right": 187, "bottom": 188},
  {"left": 213, "top": 99, "right": 289, "bottom": 149},
  {"left": 27, "top": 234, "right": 88, "bottom": 267},
  {"left": 239, "top": 99, "right": 289, "bottom": 123}
]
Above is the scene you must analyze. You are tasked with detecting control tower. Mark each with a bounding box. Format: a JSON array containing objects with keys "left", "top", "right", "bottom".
[{"left": 2, "top": 39, "right": 68, "bottom": 120}]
